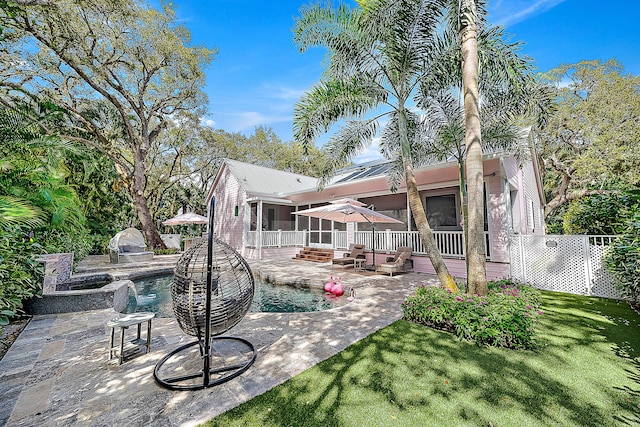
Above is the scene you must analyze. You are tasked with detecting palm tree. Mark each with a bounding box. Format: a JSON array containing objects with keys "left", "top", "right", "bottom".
[
  {"left": 0, "top": 102, "right": 83, "bottom": 231},
  {"left": 446, "top": 0, "right": 487, "bottom": 294},
  {"left": 417, "top": 22, "right": 552, "bottom": 292},
  {"left": 293, "top": 0, "right": 459, "bottom": 290}
]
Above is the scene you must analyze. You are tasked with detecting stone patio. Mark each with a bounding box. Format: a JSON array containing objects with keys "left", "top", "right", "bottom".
[{"left": 0, "top": 256, "right": 438, "bottom": 426}]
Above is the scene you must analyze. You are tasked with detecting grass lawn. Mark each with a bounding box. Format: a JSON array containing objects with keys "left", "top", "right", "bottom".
[{"left": 205, "top": 291, "right": 640, "bottom": 426}]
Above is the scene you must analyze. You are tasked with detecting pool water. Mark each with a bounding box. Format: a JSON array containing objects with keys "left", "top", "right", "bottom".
[{"left": 124, "top": 275, "right": 348, "bottom": 318}]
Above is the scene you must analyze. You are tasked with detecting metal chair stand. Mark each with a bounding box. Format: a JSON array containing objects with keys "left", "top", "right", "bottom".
[
  {"left": 154, "top": 196, "right": 256, "bottom": 391},
  {"left": 153, "top": 336, "right": 256, "bottom": 390}
]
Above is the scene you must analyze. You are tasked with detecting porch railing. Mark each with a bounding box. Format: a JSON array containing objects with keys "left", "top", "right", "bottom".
[
  {"left": 247, "top": 230, "right": 306, "bottom": 248},
  {"left": 352, "top": 230, "right": 489, "bottom": 258},
  {"left": 247, "top": 229, "right": 490, "bottom": 259}
]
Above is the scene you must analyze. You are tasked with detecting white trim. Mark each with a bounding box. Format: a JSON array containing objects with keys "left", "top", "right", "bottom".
[{"left": 246, "top": 196, "right": 293, "bottom": 204}]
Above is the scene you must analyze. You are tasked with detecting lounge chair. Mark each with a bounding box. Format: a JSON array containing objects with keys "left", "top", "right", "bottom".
[
  {"left": 376, "top": 246, "right": 413, "bottom": 276},
  {"left": 332, "top": 244, "right": 366, "bottom": 268}
]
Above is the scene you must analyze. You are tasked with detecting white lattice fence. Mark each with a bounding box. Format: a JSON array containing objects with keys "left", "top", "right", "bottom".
[{"left": 510, "top": 234, "right": 620, "bottom": 299}]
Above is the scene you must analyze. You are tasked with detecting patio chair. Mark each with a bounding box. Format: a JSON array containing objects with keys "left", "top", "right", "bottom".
[
  {"left": 375, "top": 246, "right": 413, "bottom": 277},
  {"left": 331, "top": 244, "right": 366, "bottom": 268}
]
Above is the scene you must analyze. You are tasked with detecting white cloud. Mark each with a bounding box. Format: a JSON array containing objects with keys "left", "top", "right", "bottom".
[
  {"left": 210, "top": 110, "right": 292, "bottom": 133},
  {"left": 490, "top": 0, "right": 567, "bottom": 26},
  {"left": 262, "top": 84, "right": 307, "bottom": 102},
  {"left": 203, "top": 119, "right": 216, "bottom": 128},
  {"left": 354, "top": 137, "right": 383, "bottom": 163}
]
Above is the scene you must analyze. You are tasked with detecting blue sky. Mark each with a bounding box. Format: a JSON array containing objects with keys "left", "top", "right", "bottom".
[{"left": 167, "top": 0, "right": 639, "bottom": 161}]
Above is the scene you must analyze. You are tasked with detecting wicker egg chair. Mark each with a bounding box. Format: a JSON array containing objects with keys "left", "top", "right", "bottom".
[{"left": 154, "top": 199, "right": 256, "bottom": 390}]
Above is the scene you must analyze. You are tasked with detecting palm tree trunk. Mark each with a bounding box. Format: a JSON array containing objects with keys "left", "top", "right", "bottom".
[
  {"left": 398, "top": 110, "right": 458, "bottom": 291},
  {"left": 404, "top": 158, "right": 458, "bottom": 291},
  {"left": 460, "top": 0, "right": 488, "bottom": 295},
  {"left": 458, "top": 159, "right": 469, "bottom": 278}
]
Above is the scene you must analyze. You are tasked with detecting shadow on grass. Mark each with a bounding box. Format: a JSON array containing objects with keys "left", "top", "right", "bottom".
[{"left": 206, "top": 291, "right": 640, "bottom": 427}]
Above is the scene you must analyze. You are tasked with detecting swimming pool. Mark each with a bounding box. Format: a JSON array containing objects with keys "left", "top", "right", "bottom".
[{"left": 124, "top": 274, "right": 348, "bottom": 317}]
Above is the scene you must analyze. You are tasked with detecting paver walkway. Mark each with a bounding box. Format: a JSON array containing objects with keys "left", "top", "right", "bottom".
[{"left": 0, "top": 258, "right": 437, "bottom": 426}]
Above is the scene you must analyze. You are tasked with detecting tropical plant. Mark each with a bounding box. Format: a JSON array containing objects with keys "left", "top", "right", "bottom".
[
  {"left": 417, "top": 21, "right": 551, "bottom": 287},
  {"left": 0, "top": 102, "right": 84, "bottom": 232},
  {"left": 604, "top": 193, "right": 640, "bottom": 303},
  {"left": 0, "top": 227, "right": 43, "bottom": 328},
  {"left": 561, "top": 191, "right": 635, "bottom": 235},
  {"left": 448, "top": 0, "right": 487, "bottom": 294},
  {"left": 0, "top": 0, "right": 216, "bottom": 249},
  {"left": 0, "top": 99, "right": 90, "bottom": 327},
  {"left": 402, "top": 278, "right": 542, "bottom": 349},
  {"left": 63, "top": 147, "right": 133, "bottom": 253},
  {"left": 294, "top": 0, "right": 544, "bottom": 292},
  {"left": 293, "top": 0, "right": 459, "bottom": 290}
]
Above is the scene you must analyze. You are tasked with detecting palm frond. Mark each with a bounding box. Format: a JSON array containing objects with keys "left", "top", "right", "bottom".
[
  {"left": 0, "top": 196, "right": 44, "bottom": 229},
  {"left": 293, "top": 75, "right": 387, "bottom": 148},
  {"left": 318, "top": 119, "right": 380, "bottom": 188},
  {"left": 294, "top": 2, "right": 359, "bottom": 52}
]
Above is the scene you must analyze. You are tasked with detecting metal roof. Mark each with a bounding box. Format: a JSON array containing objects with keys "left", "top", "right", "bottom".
[
  {"left": 224, "top": 159, "right": 318, "bottom": 196},
  {"left": 332, "top": 160, "right": 394, "bottom": 184}
]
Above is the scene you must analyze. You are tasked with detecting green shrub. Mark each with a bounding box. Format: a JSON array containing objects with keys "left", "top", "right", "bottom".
[
  {"left": 562, "top": 192, "right": 634, "bottom": 235},
  {"left": 604, "top": 204, "right": 640, "bottom": 303},
  {"left": 85, "top": 232, "right": 112, "bottom": 255},
  {"left": 39, "top": 227, "right": 93, "bottom": 266},
  {"left": 0, "top": 228, "right": 43, "bottom": 328},
  {"left": 402, "top": 279, "right": 542, "bottom": 350}
]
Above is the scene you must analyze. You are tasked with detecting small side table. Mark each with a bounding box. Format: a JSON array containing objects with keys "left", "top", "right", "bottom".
[
  {"left": 107, "top": 312, "right": 154, "bottom": 365},
  {"left": 354, "top": 258, "right": 366, "bottom": 272}
]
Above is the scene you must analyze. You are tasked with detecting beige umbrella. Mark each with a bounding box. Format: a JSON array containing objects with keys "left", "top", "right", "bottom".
[
  {"left": 295, "top": 198, "right": 403, "bottom": 268},
  {"left": 162, "top": 212, "right": 208, "bottom": 226}
]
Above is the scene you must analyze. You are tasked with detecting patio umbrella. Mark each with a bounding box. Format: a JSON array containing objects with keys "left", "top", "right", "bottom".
[
  {"left": 294, "top": 198, "right": 403, "bottom": 268},
  {"left": 162, "top": 212, "right": 208, "bottom": 226}
]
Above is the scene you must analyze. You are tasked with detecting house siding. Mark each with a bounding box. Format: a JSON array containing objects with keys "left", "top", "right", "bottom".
[
  {"left": 521, "top": 159, "right": 544, "bottom": 235},
  {"left": 485, "top": 159, "right": 509, "bottom": 263},
  {"left": 412, "top": 256, "right": 510, "bottom": 281},
  {"left": 209, "top": 155, "right": 544, "bottom": 279},
  {"left": 211, "top": 166, "right": 246, "bottom": 251}
]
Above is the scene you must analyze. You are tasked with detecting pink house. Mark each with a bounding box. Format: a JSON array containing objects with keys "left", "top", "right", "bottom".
[{"left": 206, "top": 147, "right": 545, "bottom": 280}]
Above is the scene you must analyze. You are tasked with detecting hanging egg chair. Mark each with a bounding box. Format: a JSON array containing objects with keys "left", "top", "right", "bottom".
[{"left": 154, "top": 197, "right": 256, "bottom": 390}]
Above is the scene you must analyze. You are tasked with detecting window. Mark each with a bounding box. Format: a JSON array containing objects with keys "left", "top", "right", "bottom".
[
  {"left": 510, "top": 190, "right": 520, "bottom": 233},
  {"left": 425, "top": 194, "right": 459, "bottom": 229},
  {"left": 527, "top": 198, "right": 535, "bottom": 230},
  {"left": 234, "top": 205, "right": 239, "bottom": 217},
  {"left": 267, "top": 208, "right": 275, "bottom": 230}
]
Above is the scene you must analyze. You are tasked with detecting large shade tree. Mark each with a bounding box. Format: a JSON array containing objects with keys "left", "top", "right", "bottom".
[
  {"left": 294, "top": 0, "right": 459, "bottom": 290},
  {"left": 148, "top": 119, "right": 331, "bottom": 227},
  {"left": 0, "top": 0, "right": 216, "bottom": 248},
  {"left": 537, "top": 59, "right": 640, "bottom": 217}
]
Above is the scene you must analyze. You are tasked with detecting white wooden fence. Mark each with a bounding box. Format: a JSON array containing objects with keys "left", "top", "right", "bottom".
[{"left": 509, "top": 234, "right": 620, "bottom": 299}]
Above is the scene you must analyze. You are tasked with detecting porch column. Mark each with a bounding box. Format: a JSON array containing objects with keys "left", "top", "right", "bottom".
[
  {"left": 257, "top": 200, "right": 263, "bottom": 260},
  {"left": 242, "top": 201, "right": 251, "bottom": 257}
]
